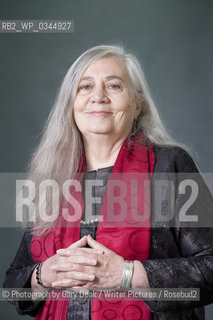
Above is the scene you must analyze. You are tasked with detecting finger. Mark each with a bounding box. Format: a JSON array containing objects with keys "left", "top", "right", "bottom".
[
  {"left": 57, "top": 271, "right": 95, "bottom": 282},
  {"left": 50, "top": 263, "right": 74, "bottom": 272},
  {"left": 57, "top": 247, "right": 103, "bottom": 257},
  {"left": 87, "top": 235, "right": 108, "bottom": 253},
  {"left": 67, "top": 236, "right": 88, "bottom": 249},
  {"left": 52, "top": 255, "right": 97, "bottom": 268},
  {"left": 52, "top": 279, "right": 87, "bottom": 288}
]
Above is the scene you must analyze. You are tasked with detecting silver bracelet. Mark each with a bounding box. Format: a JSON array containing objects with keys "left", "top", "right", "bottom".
[{"left": 120, "top": 260, "right": 134, "bottom": 289}]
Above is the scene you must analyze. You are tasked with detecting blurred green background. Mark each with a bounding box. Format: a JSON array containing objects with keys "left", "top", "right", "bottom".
[{"left": 0, "top": 0, "right": 212, "bottom": 318}]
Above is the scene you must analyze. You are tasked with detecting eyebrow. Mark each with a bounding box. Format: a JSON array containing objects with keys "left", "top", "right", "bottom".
[{"left": 79, "top": 75, "right": 126, "bottom": 83}]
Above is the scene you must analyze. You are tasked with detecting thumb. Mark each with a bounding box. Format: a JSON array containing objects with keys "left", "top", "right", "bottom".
[
  {"left": 69, "top": 235, "right": 88, "bottom": 249},
  {"left": 87, "top": 235, "right": 107, "bottom": 253},
  {"left": 56, "top": 236, "right": 87, "bottom": 254}
]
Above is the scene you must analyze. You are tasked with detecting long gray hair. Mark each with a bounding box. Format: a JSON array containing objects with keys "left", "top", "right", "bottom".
[{"left": 25, "top": 44, "right": 184, "bottom": 234}]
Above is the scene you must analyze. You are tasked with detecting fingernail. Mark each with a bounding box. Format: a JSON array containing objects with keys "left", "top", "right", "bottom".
[
  {"left": 98, "top": 250, "right": 103, "bottom": 254},
  {"left": 90, "top": 259, "right": 97, "bottom": 265},
  {"left": 89, "top": 274, "right": 94, "bottom": 280}
]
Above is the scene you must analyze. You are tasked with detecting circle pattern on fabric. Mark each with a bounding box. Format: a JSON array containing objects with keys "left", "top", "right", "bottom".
[
  {"left": 44, "top": 232, "right": 55, "bottom": 257},
  {"left": 129, "top": 230, "right": 149, "bottom": 254},
  {"left": 31, "top": 240, "right": 42, "bottom": 258},
  {"left": 103, "top": 308, "right": 117, "bottom": 319},
  {"left": 122, "top": 305, "right": 143, "bottom": 319},
  {"left": 101, "top": 229, "right": 124, "bottom": 238}
]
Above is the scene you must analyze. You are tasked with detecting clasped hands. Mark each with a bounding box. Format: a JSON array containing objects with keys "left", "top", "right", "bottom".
[{"left": 41, "top": 235, "right": 124, "bottom": 290}]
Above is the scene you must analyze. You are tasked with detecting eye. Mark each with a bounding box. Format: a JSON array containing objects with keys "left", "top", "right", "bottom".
[
  {"left": 108, "top": 84, "right": 121, "bottom": 89},
  {"left": 81, "top": 84, "right": 92, "bottom": 90},
  {"left": 78, "top": 83, "right": 93, "bottom": 91}
]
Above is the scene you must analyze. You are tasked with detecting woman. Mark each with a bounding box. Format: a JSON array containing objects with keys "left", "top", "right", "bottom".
[{"left": 4, "top": 44, "right": 213, "bottom": 319}]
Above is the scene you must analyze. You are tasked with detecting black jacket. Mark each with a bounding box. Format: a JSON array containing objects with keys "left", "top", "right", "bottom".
[{"left": 3, "top": 146, "right": 213, "bottom": 319}]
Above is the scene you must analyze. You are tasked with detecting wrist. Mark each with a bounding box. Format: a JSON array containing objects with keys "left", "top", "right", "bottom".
[
  {"left": 36, "top": 262, "right": 49, "bottom": 288},
  {"left": 120, "top": 260, "right": 134, "bottom": 289},
  {"left": 131, "top": 260, "right": 149, "bottom": 289}
]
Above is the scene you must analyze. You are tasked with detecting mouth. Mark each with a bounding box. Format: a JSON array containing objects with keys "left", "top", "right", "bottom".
[{"left": 87, "top": 111, "right": 112, "bottom": 117}]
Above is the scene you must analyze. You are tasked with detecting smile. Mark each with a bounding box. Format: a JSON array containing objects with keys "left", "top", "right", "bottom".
[{"left": 87, "top": 111, "right": 112, "bottom": 117}]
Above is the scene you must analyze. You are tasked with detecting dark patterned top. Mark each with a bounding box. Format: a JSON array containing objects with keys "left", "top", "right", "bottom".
[{"left": 66, "top": 166, "right": 113, "bottom": 320}]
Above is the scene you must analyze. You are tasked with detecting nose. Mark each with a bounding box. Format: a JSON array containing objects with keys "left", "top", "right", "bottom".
[{"left": 90, "top": 85, "right": 110, "bottom": 104}]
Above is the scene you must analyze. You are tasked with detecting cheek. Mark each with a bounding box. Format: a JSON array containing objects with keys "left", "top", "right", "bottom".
[
  {"left": 73, "top": 111, "right": 84, "bottom": 127},
  {"left": 114, "top": 97, "right": 133, "bottom": 115},
  {"left": 73, "top": 95, "right": 86, "bottom": 111},
  {"left": 72, "top": 105, "right": 82, "bottom": 126},
  {"left": 112, "top": 96, "right": 130, "bottom": 112},
  {"left": 73, "top": 101, "right": 80, "bottom": 112}
]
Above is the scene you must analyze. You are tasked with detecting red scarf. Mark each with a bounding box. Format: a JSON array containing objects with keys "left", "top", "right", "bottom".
[{"left": 31, "top": 135, "right": 155, "bottom": 319}]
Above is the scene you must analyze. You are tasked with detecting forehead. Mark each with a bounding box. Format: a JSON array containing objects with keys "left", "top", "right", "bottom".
[{"left": 81, "top": 56, "right": 129, "bottom": 79}]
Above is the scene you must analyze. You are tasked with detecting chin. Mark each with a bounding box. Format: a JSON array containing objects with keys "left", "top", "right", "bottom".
[{"left": 87, "top": 125, "right": 113, "bottom": 134}]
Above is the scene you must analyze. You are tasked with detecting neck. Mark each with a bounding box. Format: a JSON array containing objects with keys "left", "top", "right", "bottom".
[{"left": 83, "top": 134, "right": 127, "bottom": 171}]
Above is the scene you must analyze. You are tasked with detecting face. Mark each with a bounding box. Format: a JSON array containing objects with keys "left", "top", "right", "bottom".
[{"left": 73, "top": 56, "right": 141, "bottom": 141}]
